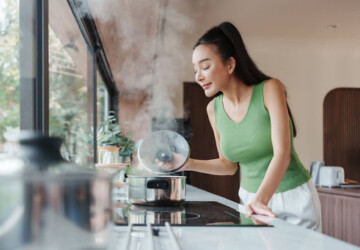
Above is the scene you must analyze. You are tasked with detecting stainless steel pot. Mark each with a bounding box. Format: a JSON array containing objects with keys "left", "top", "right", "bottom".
[
  {"left": 0, "top": 133, "right": 112, "bottom": 250},
  {"left": 128, "top": 175, "right": 186, "bottom": 205},
  {"left": 127, "top": 130, "right": 189, "bottom": 206}
]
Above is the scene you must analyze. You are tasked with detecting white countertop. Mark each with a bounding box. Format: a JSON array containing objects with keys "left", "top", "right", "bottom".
[{"left": 110, "top": 185, "right": 360, "bottom": 250}]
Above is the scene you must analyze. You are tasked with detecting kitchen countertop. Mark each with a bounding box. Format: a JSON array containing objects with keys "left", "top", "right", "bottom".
[
  {"left": 316, "top": 186, "right": 360, "bottom": 198},
  {"left": 109, "top": 185, "right": 360, "bottom": 250}
]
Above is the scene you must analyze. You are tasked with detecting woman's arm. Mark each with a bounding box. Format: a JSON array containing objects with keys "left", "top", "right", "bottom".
[
  {"left": 246, "top": 79, "right": 291, "bottom": 217},
  {"left": 182, "top": 100, "right": 238, "bottom": 175}
]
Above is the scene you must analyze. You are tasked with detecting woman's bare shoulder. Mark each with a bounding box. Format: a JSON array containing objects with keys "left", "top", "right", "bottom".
[
  {"left": 263, "top": 78, "right": 284, "bottom": 92},
  {"left": 206, "top": 99, "right": 215, "bottom": 114},
  {"left": 262, "top": 78, "right": 287, "bottom": 110},
  {"left": 206, "top": 99, "right": 216, "bottom": 124}
]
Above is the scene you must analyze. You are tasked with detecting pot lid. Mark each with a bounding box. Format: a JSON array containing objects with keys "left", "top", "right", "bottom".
[{"left": 137, "top": 130, "right": 190, "bottom": 174}]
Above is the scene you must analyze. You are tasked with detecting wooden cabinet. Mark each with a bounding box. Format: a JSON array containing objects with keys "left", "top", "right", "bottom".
[
  {"left": 322, "top": 88, "right": 360, "bottom": 246},
  {"left": 317, "top": 187, "right": 360, "bottom": 247},
  {"left": 323, "top": 88, "right": 360, "bottom": 182}
]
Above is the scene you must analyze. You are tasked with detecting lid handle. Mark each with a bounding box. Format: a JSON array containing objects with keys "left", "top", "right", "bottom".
[{"left": 156, "top": 149, "right": 173, "bottom": 162}]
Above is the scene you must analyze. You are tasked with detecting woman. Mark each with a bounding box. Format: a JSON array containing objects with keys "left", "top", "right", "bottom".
[{"left": 183, "top": 22, "right": 321, "bottom": 231}]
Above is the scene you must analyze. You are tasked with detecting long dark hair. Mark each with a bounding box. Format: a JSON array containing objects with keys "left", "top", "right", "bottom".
[{"left": 193, "top": 21, "right": 297, "bottom": 137}]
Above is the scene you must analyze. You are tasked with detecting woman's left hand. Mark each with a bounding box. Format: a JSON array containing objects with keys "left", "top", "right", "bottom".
[{"left": 245, "top": 201, "right": 276, "bottom": 218}]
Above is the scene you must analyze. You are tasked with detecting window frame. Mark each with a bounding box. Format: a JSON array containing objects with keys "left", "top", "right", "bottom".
[{"left": 19, "top": 0, "right": 49, "bottom": 133}]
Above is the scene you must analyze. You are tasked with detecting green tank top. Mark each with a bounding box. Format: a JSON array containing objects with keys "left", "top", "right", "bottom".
[{"left": 213, "top": 81, "right": 310, "bottom": 193}]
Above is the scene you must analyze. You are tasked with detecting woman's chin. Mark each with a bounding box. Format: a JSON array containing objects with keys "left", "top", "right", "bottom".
[{"left": 204, "top": 89, "right": 217, "bottom": 97}]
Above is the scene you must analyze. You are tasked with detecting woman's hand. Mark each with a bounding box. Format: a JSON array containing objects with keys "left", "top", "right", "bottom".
[{"left": 245, "top": 201, "right": 276, "bottom": 218}]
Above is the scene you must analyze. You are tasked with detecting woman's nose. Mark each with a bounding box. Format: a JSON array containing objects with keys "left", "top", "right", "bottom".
[{"left": 196, "top": 71, "right": 204, "bottom": 82}]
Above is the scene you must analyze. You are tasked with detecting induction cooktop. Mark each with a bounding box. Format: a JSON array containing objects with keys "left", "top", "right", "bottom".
[{"left": 113, "top": 201, "right": 272, "bottom": 227}]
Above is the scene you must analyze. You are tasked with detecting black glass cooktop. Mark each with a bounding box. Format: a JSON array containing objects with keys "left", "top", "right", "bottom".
[{"left": 113, "top": 201, "right": 271, "bottom": 227}]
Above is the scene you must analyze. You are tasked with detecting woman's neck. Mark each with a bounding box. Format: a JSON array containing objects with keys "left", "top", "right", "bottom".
[{"left": 222, "top": 78, "right": 252, "bottom": 106}]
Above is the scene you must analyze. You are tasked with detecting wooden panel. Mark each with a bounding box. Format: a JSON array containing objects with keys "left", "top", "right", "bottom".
[
  {"left": 318, "top": 192, "right": 343, "bottom": 239},
  {"left": 184, "top": 82, "right": 240, "bottom": 202},
  {"left": 342, "top": 196, "right": 360, "bottom": 245},
  {"left": 318, "top": 189, "right": 360, "bottom": 246},
  {"left": 324, "top": 88, "right": 360, "bottom": 181}
]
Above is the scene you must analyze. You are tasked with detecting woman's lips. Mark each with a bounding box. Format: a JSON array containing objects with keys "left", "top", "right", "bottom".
[{"left": 202, "top": 83, "right": 212, "bottom": 90}]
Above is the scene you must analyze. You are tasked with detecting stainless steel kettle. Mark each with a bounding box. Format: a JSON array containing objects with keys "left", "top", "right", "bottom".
[{"left": 0, "top": 132, "right": 112, "bottom": 250}]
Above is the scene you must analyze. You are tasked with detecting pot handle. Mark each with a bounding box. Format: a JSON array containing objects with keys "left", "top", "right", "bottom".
[{"left": 147, "top": 179, "right": 169, "bottom": 189}]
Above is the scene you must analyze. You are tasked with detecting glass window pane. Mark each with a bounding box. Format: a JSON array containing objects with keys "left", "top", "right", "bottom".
[
  {"left": 0, "top": 0, "right": 20, "bottom": 155},
  {"left": 48, "top": 1, "right": 93, "bottom": 165},
  {"left": 97, "top": 70, "right": 108, "bottom": 129}
]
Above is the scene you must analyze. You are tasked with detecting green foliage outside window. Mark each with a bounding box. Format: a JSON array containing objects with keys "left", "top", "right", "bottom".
[{"left": 0, "top": 0, "right": 20, "bottom": 147}]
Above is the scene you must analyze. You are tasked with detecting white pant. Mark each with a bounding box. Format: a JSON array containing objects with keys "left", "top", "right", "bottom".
[{"left": 239, "top": 180, "right": 322, "bottom": 232}]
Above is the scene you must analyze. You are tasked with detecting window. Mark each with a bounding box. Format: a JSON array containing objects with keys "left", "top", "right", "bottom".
[
  {"left": 0, "top": 0, "right": 19, "bottom": 155},
  {"left": 48, "top": 1, "right": 94, "bottom": 165},
  {"left": 97, "top": 70, "right": 109, "bottom": 129},
  {"left": 0, "top": 0, "right": 117, "bottom": 164}
]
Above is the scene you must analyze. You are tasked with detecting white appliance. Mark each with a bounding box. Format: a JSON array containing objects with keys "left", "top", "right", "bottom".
[
  {"left": 319, "top": 166, "right": 345, "bottom": 187},
  {"left": 309, "top": 161, "right": 324, "bottom": 186}
]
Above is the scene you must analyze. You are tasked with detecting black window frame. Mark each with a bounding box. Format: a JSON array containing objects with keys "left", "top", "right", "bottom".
[{"left": 20, "top": 0, "right": 49, "bottom": 133}]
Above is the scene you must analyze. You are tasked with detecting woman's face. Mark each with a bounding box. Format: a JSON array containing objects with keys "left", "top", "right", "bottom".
[{"left": 192, "top": 44, "right": 230, "bottom": 97}]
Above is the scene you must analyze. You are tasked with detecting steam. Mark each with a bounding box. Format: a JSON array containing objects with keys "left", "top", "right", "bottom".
[{"left": 81, "top": 0, "right": 201, "bottom": 139}]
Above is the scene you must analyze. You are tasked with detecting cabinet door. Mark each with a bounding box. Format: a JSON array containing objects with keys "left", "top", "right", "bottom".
[
  {"left": 342, "top": 196, "right": 360, "bottom": 246},
  {"left": 318, "top": 193, "right": 343, "bottom": 239},
  {"left": 318, "top": 192, "right": 360, "bottom": 246},
  {"left": 183, "top": 82, "right": 240, "bottom": 202}
]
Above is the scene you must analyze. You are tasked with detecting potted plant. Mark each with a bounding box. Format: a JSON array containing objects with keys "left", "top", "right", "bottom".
[
  {"left": 97, "top": 112, "right": 135, "bottom": 164},
  {"left": 118, "top": 133, "right": 135, "bottom": 163}
]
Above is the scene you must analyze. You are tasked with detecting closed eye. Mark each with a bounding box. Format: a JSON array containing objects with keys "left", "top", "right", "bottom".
[
  {"left": 194, "top": 65, "right": 210, "bottom": 74},
  {"left": 203, "top": 66, "right": 210, "bottom": 70}
]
